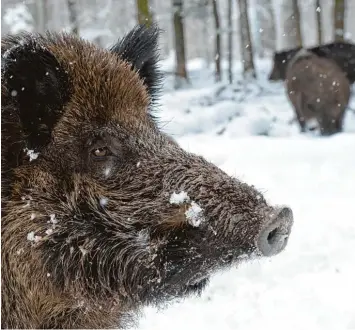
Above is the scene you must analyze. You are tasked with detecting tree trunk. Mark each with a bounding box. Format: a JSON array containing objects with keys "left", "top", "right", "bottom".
[
  {"left": 237, "top": 0, "right": 256, "bottom": 79},
  {"left": 67, "top": 0, "right": 79, "bottom": 35},
  {"left": 227, "top": 0, "right": 233, "bottom": 84},
  {"left": 92, "top": 0, "right": 102, "bottom": 47},
  {"left": 36, "top": 0, "right": 48, "bottom": 33},
  {"left": 212, "top": 0, "right": 222, "bottom": 82},
  {"left": 334, "top": 0, "right": 345, "bottom": 41},
  {"left": 292, "top": 0, "right": 302, "bottom": 47},
  {"left": 255, "top": 0, "right": 276, "bottom": 55},
  {"left": 202, "top": 15, "right": 211, "bottom": 67},
  {"left": 316, "top": 0, "right": 322, "bottom": 44},
  {"left": 136, "top": 0, "right": 153, "bottom": 26},
  {"left": 281, "top": 0, "right": 303, "bottom": 49},
  {"left": 172, "top": 0, "right": 188, "bottom": 88}
]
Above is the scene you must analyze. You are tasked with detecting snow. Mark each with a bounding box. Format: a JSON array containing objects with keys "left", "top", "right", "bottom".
[
  {"left": 169, "top": 191, "right": 190, "bottom": 205},
  {"left": 134, "top": 57, "right": 355, "bottom": 329},
  {"left": 100, "top": 197, "right": 108, "bottom": 207},
  {"left": 184, "top": 202, "right": 204, "bottom": 227},
  {"left": 49, "top": 214, "right": 57, "bottom": 224},
  {"left": 27, "top": 232, "right": 41, "bottom": 243},
  {"left": 3, "top": 3, "right": 34, "bottom": 34},
  {"left": 25, "top": 149, "right": 39, "bottom": 162},
  {"left": 104, "top": 167, "right": 111, "bottom": 177},
  {"left": 26, "top": 232, "right": 35, "bottom": 241},
  {"left": 45, "top": 228, "right": 53, "bottom": 236},
  {"left": 169, "top": 191, "right": 205, "bottom": 227}
]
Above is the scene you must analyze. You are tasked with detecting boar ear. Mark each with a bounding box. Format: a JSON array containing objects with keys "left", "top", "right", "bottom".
[
  {"left": 110, "top": 24, "right": 163, "bottom": 106},
  {"left": 1, "top": 33, "right": 70, "bottom": 151}
]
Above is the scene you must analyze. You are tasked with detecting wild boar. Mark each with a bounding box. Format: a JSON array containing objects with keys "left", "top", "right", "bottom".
[
  {"left": 269, "top": 41, "right": 355, "bottom": 83},
  {"left": 285, "top": 48, "right": 350, "bottom": 135},
  {"left": 1, "top": 25, "right": 294, "bottom": 329}
]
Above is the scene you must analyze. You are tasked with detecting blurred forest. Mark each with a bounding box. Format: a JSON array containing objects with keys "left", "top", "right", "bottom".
[{"left": 1, "top": 0, "right": 353, "bottom": 87}]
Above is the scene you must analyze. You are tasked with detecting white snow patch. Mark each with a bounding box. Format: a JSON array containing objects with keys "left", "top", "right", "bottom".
[
  {"left": 185, "top": 202, "right": 204, "bottom": 227},
  {"left": 305, "top": 118, "right": 319, "bottom": 130},
  {"left": 24, "top": 148, "right": 39, "bottom": 161},
  {"left": 49, "top": 214, "right": 57, "bottom": 224},
  {"left": 45, "top": 228, "right": 53, "bottom": 236},
  {"left": 170, "top": 191, "right": 190, "bottom": 205},
  {"left": 3, "top": 3, "right": 34, "bottom": 34},
  {"left": 27, "top": 232, "right": 41, "bottom": 242},
  {"left": 104, "top": 167, "right": 111, "bottom": 177},
  {"left": 30, "top": 213, "right": 36, "bottom": 220},
  {"left": 100, "top": 197, "right": 108, "bottom": 207},
  {"left": 26, "top": 232, "right": 35, "bottom": 241},
  {"left": 137, "top": 229, "right": 150, "bottom": 246}
]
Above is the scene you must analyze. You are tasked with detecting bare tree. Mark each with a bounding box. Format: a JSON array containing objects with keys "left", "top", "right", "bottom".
[
  {"left": 30, "top": 0, "right": 49, "bottom": 33},
  {"left": 136, "top": 0, "right": 153, "bottom": 26},
  {"left": 90, "top": 0, "right": 103, "bottom": 47},
  {"left": 211, "top": 0, "right": 221, "bottom": 82},
  {"left": 237, "top": 0, "right": 256, "bottom": 79},
  {"left": 227, "top": 0, "right": 233, "bottom": 83},
  {"left": 334, "top": 0, "right": 345, "bottom": 41},
  {"left": 281, "top": 0, "right": 303, "bottom": 49},
  {"left": 36, "top": 0, "right": 49, "bottom": 32},
  {"left": 201, "top": 5, "right": 212, "bottom": 66},
  {"left": 316, "top": 0, "right": 322, "bottom": 44},
  {"left": 172, "top": 0, "right": 189, "bottom": 88},
  {"left": 255, "top": 0, "right": 276, "bottom": 56},
  {"left": 292, "top": 0, "right": 302, "bottom": 47},
  {"left": 67, "top": 0, "right": 79, "bottom": 35}
]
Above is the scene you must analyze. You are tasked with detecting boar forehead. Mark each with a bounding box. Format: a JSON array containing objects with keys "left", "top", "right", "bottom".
[{"left": 47, "top": 36, "right": 152, "bottom": 130}]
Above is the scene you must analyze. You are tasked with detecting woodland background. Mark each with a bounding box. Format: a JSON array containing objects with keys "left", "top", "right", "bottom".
[{"left": 1, "top": 0, "right": 353, "bottom": 87}]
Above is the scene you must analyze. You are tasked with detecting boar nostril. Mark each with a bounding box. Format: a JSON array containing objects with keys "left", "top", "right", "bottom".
[
  {"left": 267, "top": 228, "right": 278, "bottom": 244},
  {"left": 257, "top": 206, "right": 294, "bottom": 257}
]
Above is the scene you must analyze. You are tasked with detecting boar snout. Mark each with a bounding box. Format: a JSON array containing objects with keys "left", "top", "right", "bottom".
[{"left": 257, "top": 206, "right": 293, "bottom": 257}]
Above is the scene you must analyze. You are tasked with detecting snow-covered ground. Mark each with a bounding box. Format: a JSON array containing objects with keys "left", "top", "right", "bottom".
[{"left": 135, "top": 57, "right": 355, "bottom": 330}]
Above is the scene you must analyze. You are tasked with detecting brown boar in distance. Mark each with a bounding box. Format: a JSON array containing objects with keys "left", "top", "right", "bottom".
[
  {"left": 1, "top": 25, "right": 294, "bottom": 329},
  {"left": 269, "top": 41, "right": 355, "bottom": 83},
  {"left": 285, "top": 49, "right": 350, "bottom": 135}
]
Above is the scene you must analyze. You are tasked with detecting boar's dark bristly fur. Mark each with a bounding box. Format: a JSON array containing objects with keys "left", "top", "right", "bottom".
[
  {"left": 1, "top": 25, "right": 293, "bottom": 329},
  {"left": 269, "top": 41, "right": 355, "bottom": 83},
  {"left": 285, "top": 49, "right": 350, "bottom": 135},
  {"left": 109, "top": 25, "right": 163, "bottom": 112}
]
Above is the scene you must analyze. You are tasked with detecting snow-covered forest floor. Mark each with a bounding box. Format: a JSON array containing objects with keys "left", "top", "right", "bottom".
[{"left": 135, "top": 57, "right": 355, "bottom": 329}]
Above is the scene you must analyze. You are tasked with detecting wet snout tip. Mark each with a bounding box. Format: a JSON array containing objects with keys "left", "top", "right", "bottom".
[{"left": 257, "top": 206, "right": 294, "bottom": 257}]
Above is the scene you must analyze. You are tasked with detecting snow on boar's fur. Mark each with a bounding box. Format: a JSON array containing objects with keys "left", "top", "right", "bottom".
[
  {"left": 1, "top": 25, "right": 294, "bottom": 329},
  {"left": 285, "top": 49, "right": 350, "bottom": 136}
]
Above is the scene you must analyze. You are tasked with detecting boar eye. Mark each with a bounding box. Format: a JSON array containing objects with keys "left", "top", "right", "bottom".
[{"left": 92, "top": 147, "right": 111, "bottom": 158}]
